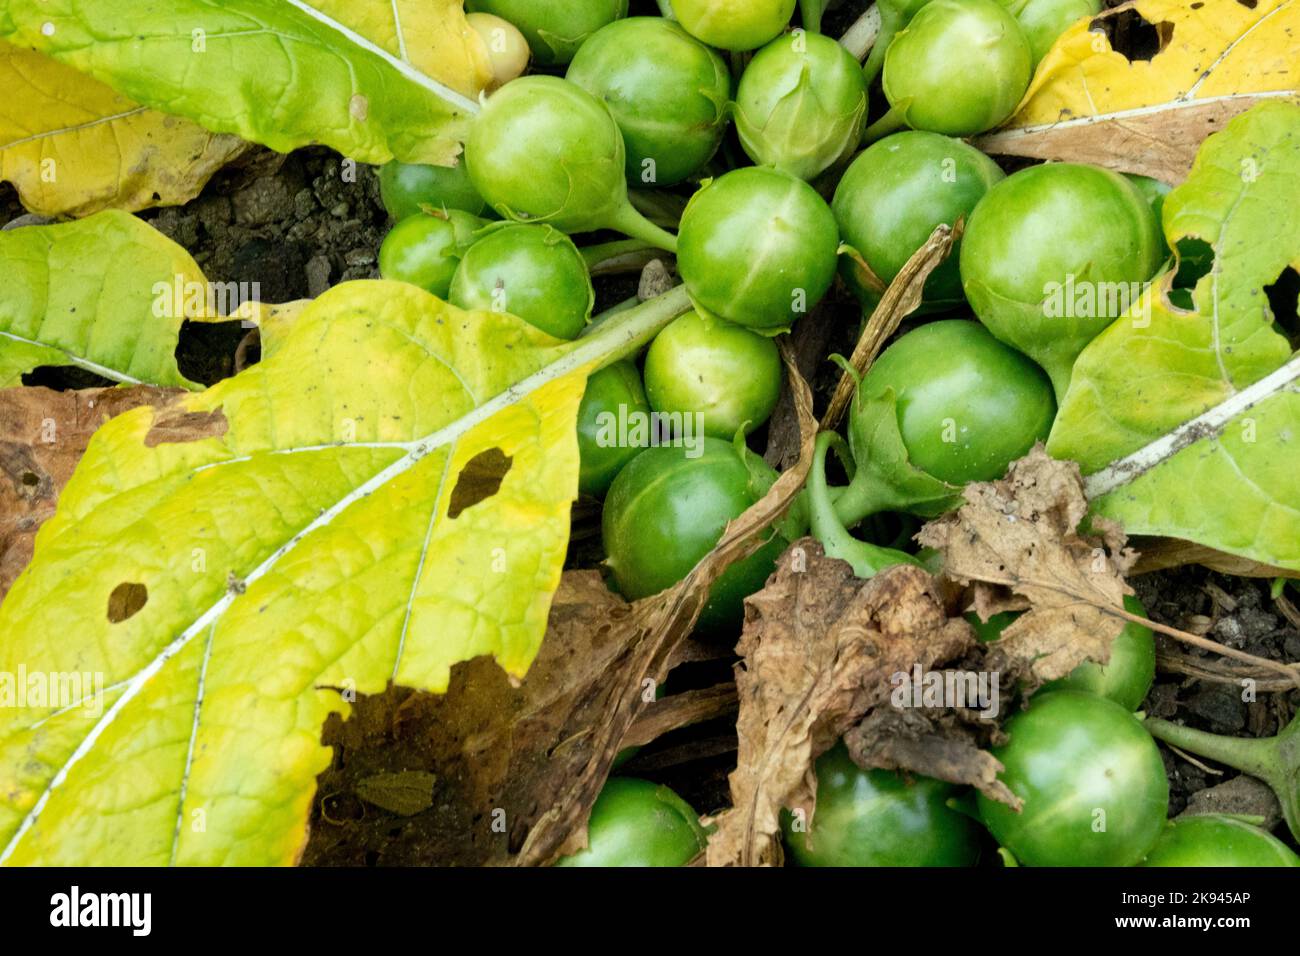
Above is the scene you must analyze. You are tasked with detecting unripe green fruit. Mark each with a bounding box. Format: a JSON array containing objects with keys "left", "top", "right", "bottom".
[
  {"left": 567, "top": 18, "right": 730, "bottom": 188},
  {"left": 1004, "top": 0, "right": 1101, "bottom": 65},
  {"left": 883, "top": 0, "right": 1033, "bottom": 136},
  {"left": 735, "top": 31, "right": 868, "bottom": 181},
  {"left": 1141, "top": 815, "right": 1300, "bottom": 867},
  {"left": 577, "top": 361, "right": 651, "bottom": 498},
  {"left": 833, "top": 131, "right": 1004, "bottom": 310},
  {"left": 670, "top": 0, "right": 797, "bottom": 51},
  {"left": 643, "top": 310, "right": 783, "bottom": 439},
  {"left": 960, "top": 161, "right": 1164, "bottom": 400},
  {"left": 554, "top": 777, "right": 707, "bottom": 867},
  {"left": 677, "top": 166, "right": 839, "bottom": 332},
  {"left": 978, "top": 691, "right": 1169, "bottom": 867},
  {"left": 377, "top": 160, "right": 486, "bottom": 220},
  {"left": 465, "top": 0, "right": 628, "bottom": 66},
  {"left": 448, "top": 224, "right": 593, "bottom": 340},
  {"left": 378, "top": 211, "right": 484, "bottom": 298},
  {"left": 465, "top": 76, "right": 677, "bottom": 251}
]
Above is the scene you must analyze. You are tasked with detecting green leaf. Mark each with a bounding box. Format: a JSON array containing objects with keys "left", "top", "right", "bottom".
[
  {"left": 0, "top": 0, "right": 491, "bottom": 166},
  {"left": 0, "top": 211, "right": 221, "bottom": 388},
  {"left": 0, "top": 275, "right": 693, "bottom": 865},
  {"left": 1048, "top": 101, "right": 1300, "bottom": 571}
]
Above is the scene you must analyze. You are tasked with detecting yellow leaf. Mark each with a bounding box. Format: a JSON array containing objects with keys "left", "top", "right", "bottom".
[
  {"left": 977, "top": 0, "right": 1300, "bottom": 183},
  {"left": 0, "top": 41, "right": 248, "bottom": 217}
]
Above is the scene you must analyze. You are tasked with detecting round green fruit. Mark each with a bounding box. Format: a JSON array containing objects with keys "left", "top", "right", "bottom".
[
  {"left": 449, "top": 223, "right": 593, "bottom": 339},
  {"left": 670, "top": 0, "right": 797, "bottom": 51},
  {"left": 1041, "top": 595, "right": 1155, "bottom": 710},
  {"left": 1004, "top": 0, "right": 1100, "bottom": 65},
  {"left": 378, "top": 211, "right": 483, "bottom": 298},
  {"left": 567, "top": 17, "right": 730, "bottom": 188},
  {"left": 643, "top": 310, "right": 783, "bottom": 440},
  {"left": 677, "top": 166, "right": 839, "bottom": 331},
  {"left": 554, "top": 777, "right": 707, "bottom": 867},
  {"left": 378, "top": 160, "right": 486, "bottom": 220},
  {"left": 465, "top": 0, "right": 628, "bottom": 66},
  {"left": 1141, "top": 815, "right": 1300, "bottom": 867},
  {"left": 883, "top": 0, "right": 1032, "bottom": 136},
  {"left": 602, "top": 438, "right": 785, "bottom": 634},
  {"left": 735, "top": 31, "right": 868, "bottom": 181},
  {"left": 852, "top": 320, "right": 1056, "bottom": 487},
  {"left": 833, "top": 131, "right": 1005, "bottom": 310},
  {"left": 977, "top": 690, "right": 1169, "bottom": 866},
  {"left": 960, "top": 161, "right": 1164, "bottom": 399},
  {"left": 782, "top": 744, "right": 981, "bottom": 866},
  {"left": 577, "top": 360, "right": 651, "bottom": 498}
]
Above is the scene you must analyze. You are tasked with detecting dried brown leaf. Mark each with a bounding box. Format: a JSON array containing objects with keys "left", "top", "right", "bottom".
[
  {"left": 705, "top": 544, "right": 974, "bottom": 867},
  {"left": 0, "top": 385, "right": 181, "bottom": 600},
  {"left": 917, "top": 447, "right": 1138, "bottom": 688}
]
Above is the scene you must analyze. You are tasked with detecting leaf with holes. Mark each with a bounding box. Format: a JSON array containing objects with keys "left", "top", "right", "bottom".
[
  {"left": 0, "top": 0, "right": 492, "bottom": 167},
  {"left": 0, "top": 279, "right": 694, "bottom": 865},
  {"left": 0, "top": 41, "right": 250, "bottom": 217},
  {"left": 977, "top": 0, "right": 1300, "bottom": 183},
  {"left": 0, "top": 210, "right": 303, "bottom": 388},
  {"left": 1047, "top": 101, "right": 1300, "bottom": 571}
]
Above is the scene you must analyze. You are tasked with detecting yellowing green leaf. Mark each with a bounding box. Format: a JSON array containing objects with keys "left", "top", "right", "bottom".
[
  {"left": 0, "top": 211, "right": 248, "bottom": 388},
  {"left": 0, "top": 0, "right": 492, "bottom": 167},
  {"left": 1048, "top": 101, "right": 1300, "bottom": 571},
  {"left": 0, "top": 280, "right": 694, "bottom": 865},
  {"left": 978, "top": 0, "right": 1300, "bottom": 183},
  {"left": 0, "top": 41, "right": 248, "bottom": 217}
]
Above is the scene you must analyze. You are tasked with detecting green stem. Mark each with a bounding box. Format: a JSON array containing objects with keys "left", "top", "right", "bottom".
[
  {"left": 629, "top": 189, "right": 687, "bottom": 228},
  {"left": 809, "top": 432, "right": 918, "bottom": 579},
  {"left": 607, "top": 200, "right": 679, "bottom": 254},
  {"left": 579, "top": 295, "right": 641, "bottom": 338},
  {"left": 656, "top": 0, "right": 676, "bottom": 18},
  {"left": 862, "top": 103, "right": 908, "bottom": 145},
  {"left": 580, "top": 238, "right": 658, "bottom": 273},
  {"left": 800, "top": 0, "right": 826, "bottom": 33},
  {"left": 572, "top": 284, "right": 693, "bottom": 370},
  {"left": 843, "top": 4, "right": 883, "bottom": 63},
  {"left": 832, "top": 468, "right": 892, "bottom": 529},
  {"left": 1144, "top": 714, "right": 1300, "bottom": 840}
]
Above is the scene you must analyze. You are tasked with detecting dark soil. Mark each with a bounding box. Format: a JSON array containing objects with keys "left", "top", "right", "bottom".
[{"left": 4, "top": 0, "right": 1296, "bottom": 865}]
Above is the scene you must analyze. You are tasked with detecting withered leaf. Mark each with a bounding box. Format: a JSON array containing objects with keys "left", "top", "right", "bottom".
[
  {"left": 355, "top": 771, "right": 437, "bottom": 817},
  {"left": 0, "top": 385, "right": 181, "bottom": 600},
  {"left": 917, "top": 447, "right": 1138, "bottom": 689},
  {"left": 844, "top": 708, "right": 1019, "bottom": 809},
  {"left": 706, "top": 544, "right": 974, "bottom": 867}
]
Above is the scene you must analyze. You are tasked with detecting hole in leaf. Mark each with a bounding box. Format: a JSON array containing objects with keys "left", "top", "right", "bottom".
[
  {"left": 447, "top": 448, "right": 513, "bottom": 519},
  {"left": 1166, "top": 237, "right": 1215, "bottom": 311},
  {"left": 107, "top": 582, "right": 149, "bottom": 623},
  {"left": 1237, "top": 0, "right": 1258, "bottom": 8},
  {"left": 20, "top": 471, "right": 39, "bottom": 487},
  {"left": 20, "top": 366, "right": 115, "bottom": 390},
  {"left": 1266, "top": 267, "right": 1300, "bottom": 346},
  {"left": 1090, "top": 9, "right": 1175, "bottom": 62}
]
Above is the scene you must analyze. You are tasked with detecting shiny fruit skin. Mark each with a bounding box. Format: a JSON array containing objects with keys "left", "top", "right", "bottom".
[
  {"left": 977, "top": 690, "right": 1169, "bottom": 866},
  {"left": 554, "top": 777, "right": 707, "bottom": 867},
  {"left": 578, "top": 360, "right": 651, "bottom": 498},
  {"left": 670, "top": 0, "right": 797, "bottom": 51},
  {"left": 378, "top": 213, "right": 472, "bottom": 298},
  {"left": 1140, "top": 815, "right": 1300, "bottom": 867},
  {"left": 567, "top": 17, "right": 731, "bottom": 187},
  {"left": 677, "top": 166, "right": 839, "bottom": 332},
  {"left": 449, "top": 223, "right": 593, "bottom": 340},
  {"left": 378, "top": 160, "right": 486, "bottom": 221},
  {"left": 852, "top": 320, "right": 1056, "bottom": 486},
  {"left": 960, "top": 161, "right": 1164, "bottom": 399},
  {"left": 602, "top": 438, "right": 784, "bottom": 633},
  {"left": 782, "top": 744, "right": 981, "bottom": 866},
  {"left": 643, "top": 310, "right": 783, "bottom": 440},
  {"left": 833, "top": 131, "right": 1004, "bottom": 309},
  {"left": 1006, "top": 0, "right": 1100, "bottom": 65},
  {"left": 883, "top": 0, "right": 1032, "bottom": 136}
]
